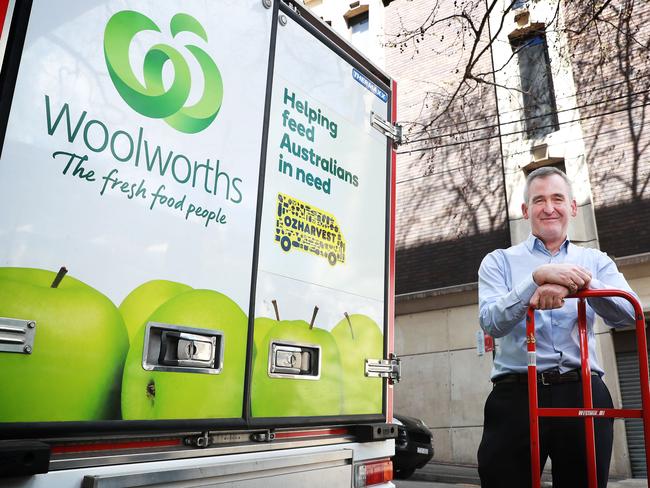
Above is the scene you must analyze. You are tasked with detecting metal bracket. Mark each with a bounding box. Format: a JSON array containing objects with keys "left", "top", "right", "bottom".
[
  {"left": 370, "top": 112, "right": 402, "bottom": 145},
  {"left": 365, "top": 354, "right": 401, "bottom": 384},
  {"left": 0, "top": 317, "right": 36, "bottom": 354},
  {"left": 251, "top": 430, "right": 275, "bottom": 443}
]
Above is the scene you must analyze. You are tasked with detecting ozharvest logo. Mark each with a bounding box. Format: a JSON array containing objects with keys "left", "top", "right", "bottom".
[{"left": 104, "top": 10, "right": 223, "bottom": 134}]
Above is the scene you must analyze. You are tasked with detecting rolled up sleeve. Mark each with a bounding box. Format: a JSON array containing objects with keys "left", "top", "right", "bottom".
[{"left": 587, "top": 254, "right": 639, "bottom": 328}]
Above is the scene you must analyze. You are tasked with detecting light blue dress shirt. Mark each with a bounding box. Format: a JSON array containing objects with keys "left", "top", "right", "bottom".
[{"left": 479, "top": 234, "right": 638, "bottom": 379}]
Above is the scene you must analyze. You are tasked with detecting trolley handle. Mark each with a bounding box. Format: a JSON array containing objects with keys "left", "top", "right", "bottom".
[
  {"left": 526, "top": 289, "right": 648, "bottom": 488},
  {"left": 565, "top": 289, "right": 644, "bottom": 318}
]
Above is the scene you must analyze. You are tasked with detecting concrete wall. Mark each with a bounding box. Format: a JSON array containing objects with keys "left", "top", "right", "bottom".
[{"left": 394, "top": 289, "right": 492, "bottom": 464}]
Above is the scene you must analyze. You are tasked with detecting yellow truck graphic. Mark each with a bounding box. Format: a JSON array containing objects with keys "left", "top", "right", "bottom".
[{"left": 275, "top": 193, "right": 345, "bottom": 266}]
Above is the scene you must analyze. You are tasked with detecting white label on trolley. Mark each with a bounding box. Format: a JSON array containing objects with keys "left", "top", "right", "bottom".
[
  {"left": 578, "top": 410, "right": 606, "bottom": 416},
  {"left": 527, "top": 352, "right": 536, "bottom": 366}
]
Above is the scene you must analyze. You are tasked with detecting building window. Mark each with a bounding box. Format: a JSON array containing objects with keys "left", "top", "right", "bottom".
[
  {"left": 344, "top": 3, "right": 369, "bottom": 53},
  {"left": 511, "top": 32, "right": 559, "bottom": 139},
  {"left": 523, "top": 160, "right": 566, "bottom": 177},
  {"left": 348, "top": 9, "right": 369, "bottom": 32}
]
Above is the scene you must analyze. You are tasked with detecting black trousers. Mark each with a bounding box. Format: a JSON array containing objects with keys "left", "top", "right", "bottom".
[{"left": 477, "top": 376, "right": 614, "bottom": 488}]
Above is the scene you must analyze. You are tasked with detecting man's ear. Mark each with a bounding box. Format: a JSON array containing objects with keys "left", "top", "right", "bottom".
[
  {"left": 522, "top": 202, "right": 529, "bottom": 220},
  {"left": 570, "top": 199, "right": 577, "bottom": 217}
]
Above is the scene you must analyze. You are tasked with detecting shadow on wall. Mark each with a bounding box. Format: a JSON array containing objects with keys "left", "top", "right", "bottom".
[
  {"left": 565, "top": 1, "right": 650, "bottom": 259},
  {"left": 396, "top": 228, "right": 510, "bottom": 295},
  {"left": 596, "top": 198, "right": 650, "bottom": 258}
]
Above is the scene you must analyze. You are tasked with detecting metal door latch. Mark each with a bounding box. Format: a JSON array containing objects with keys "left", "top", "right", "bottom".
[
  {"left": 143, "top": 323, "right": 223, "bottom": 374},
  {"left": 268, "top": 341, "right": 321, "bottom": 379},
  {"left": 365, "top": 354, "right": 401, "bottom": 384}
]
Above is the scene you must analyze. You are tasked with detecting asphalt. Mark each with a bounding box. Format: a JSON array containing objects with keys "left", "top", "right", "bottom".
[{"left": 407, "top": 461, "right": 648, "bottom": 487}]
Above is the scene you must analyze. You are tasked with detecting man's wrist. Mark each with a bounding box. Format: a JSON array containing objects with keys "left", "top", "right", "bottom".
[{"left": 517, "top": 274, "right": 539, "bottom": 305}]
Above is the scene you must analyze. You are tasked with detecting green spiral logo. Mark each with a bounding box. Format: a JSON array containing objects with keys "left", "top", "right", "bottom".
[{"left": 104, "top": 11, "right": 223, "bottom": 134}]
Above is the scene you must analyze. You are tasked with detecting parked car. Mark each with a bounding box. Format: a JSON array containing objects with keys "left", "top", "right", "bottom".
[{"left": 392, "top": 414, "right": 434, "bottom": 479}]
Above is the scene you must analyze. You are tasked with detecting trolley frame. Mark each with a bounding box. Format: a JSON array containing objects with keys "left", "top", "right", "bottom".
[{"left": 526, "top": 289, "right": 649, "bottom": 488}]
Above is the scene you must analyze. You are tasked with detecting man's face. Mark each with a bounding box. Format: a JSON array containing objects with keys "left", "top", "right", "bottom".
[{"left": 522, "top": 174, "right": 577, "bottom": 244}]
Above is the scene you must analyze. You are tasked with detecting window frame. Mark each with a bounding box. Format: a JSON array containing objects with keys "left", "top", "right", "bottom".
[{"left": 510, "top": 29, "right": 560, "bottom": 140}]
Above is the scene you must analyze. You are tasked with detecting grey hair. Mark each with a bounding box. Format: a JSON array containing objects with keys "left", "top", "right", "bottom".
[{"left": 523, "top": 166, "right": 573, "bottom": 204}]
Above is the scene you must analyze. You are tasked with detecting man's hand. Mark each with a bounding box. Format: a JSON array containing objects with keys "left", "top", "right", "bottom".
[
  {"left": 530, "top": 284, "right": 570, "bottom": 310},
  {"left": 532, "top": 264, "right": 591, "bottom": 294}
]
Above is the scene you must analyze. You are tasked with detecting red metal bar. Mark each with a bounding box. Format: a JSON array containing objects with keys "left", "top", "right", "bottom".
[
  {"left": 527, "top": 289, "right": 649, "bottom": 488},
  {"left": 526, "top": 307, "right": 541, "bottom": 488},
  {"left": 274, "top": 427, "right": 349, "bottom": 439},
  {"left": 577, "top": 298, "right": 598, "bottom": 488},
  {"left": 51, "top": 438, "right": 182, "bottom": 454},
  {"left": 633, "top": 298, "right": 650, "bottom": 479},
  {"left": 0, "top": 0, "right": 8, "bottom": 39}
]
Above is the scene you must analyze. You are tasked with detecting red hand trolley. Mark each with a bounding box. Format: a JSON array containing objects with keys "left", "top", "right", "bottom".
[{"left": 526, "top": 289, "right": 649, "bottom": 488}]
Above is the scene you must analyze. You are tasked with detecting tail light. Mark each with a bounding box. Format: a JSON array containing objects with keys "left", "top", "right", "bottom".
[{"left": 354, "top": 459, "right": 393, "bottom": 487}]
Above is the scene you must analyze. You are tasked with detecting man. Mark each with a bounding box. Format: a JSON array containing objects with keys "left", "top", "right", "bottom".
[{"left": 477, "top": 167, "right": 638, "bottom": 488}]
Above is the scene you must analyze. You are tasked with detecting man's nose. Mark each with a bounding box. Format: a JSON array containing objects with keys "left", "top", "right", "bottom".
[{"left": 542, "top": 201, "right": 555, "bottom": 213}]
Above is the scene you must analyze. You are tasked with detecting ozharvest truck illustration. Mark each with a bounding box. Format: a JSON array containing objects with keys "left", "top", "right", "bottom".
[
  {"left": 0, "top": 1, "right": 400, "bottom": 487},
  {"left": 276, "top": 192, "right": 346, "bottom": 266}
]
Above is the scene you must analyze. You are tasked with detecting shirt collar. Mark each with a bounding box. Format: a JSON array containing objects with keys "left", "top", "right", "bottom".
[{"left": 525, "top": 234, "right": 571, "bottom": 255}]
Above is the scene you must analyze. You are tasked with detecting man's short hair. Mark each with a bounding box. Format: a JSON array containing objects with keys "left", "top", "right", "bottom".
[{"left": 523, "top": 166, "right": 574, "bottom": 204}]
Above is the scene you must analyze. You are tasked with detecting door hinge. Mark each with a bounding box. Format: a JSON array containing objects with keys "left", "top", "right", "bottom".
[
  {"left": 370, "top": 112, "right": 402, "bottom": 145},
  {"left": 365, "top": 354, "right": 401, "bottom": 384},
  {"left": 185, "top": 430, "right": 275, "bottom": 448},
  {"left": 0, "top": 317, "right": 36, "bottom": 354}
]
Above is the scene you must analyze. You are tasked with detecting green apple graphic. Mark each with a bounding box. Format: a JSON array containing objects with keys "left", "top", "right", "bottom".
[
  {"left": 0, "top": 267, "right": 128, "bottom": 422},
  {"left": 251, "top": 299, "right": 283, "bottom": 363},
  {"left": 331, "top": 313, "right": 383, "bottom": 415},
  {"left": 119, "top": 280, "right": 192, "bottom": 343},
  {"left": 121, "top": 289, "right": 247, "bottom": 419},
  {"left": 252, "top": 316, "right": 277, "bottom": 363},
  {"left": 251, "top": 305, "right": 343, "bottom": 417}
]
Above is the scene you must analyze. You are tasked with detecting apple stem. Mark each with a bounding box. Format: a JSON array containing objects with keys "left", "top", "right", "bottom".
[
  {"left": 51, "top": 266, "right": 68, "bottom": 288},
  {"left": 309, "top": 306, "right": 319, "bottom": 329},
  {"left": 272, "top": 299, "right": 280, "bottom": 321},
  {"left": 344, "top": 312, "right": 355, "bottom": 340}
]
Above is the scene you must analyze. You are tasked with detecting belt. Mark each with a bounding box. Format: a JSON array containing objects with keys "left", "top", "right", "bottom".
[{"left": 493, "top": 368, "right": 600, "bottom": 386}]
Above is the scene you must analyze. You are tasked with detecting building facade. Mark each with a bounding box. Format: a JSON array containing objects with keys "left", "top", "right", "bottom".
[{"left": 303, "top": 0, "right": 650, "bottom": 478}]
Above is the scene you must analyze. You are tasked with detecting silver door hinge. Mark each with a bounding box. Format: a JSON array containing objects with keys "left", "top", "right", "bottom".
[
  {"left": 370, "top": 112, "right": 402, "bottom": 145},
  {"left": 186, "top": 430, "right": 275, "bottom": 448},
  {"left": 0, "top": 317, "right": 36, "bottom": 354},
  {"left": 365, "top": 354, "right": 401, "bottom": 384}
]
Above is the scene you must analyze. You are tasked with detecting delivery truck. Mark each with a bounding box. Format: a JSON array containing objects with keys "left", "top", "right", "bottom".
[{"left": 0, "top": 0, "right": 402, "bottom": 486}]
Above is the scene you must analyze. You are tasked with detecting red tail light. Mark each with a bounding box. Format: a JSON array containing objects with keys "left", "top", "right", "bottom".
[{"left": 354, "top": 459, "right": 393, "bottom": 487}]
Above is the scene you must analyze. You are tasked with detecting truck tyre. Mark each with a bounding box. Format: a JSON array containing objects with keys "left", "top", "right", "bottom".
[{"left": 280, "top": 236, "right": 291, "bottom": 252}]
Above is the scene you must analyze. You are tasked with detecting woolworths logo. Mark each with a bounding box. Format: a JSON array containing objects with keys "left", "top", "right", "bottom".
[{"left": 104, "top": 10, "right": 223, "bottom": 134}]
